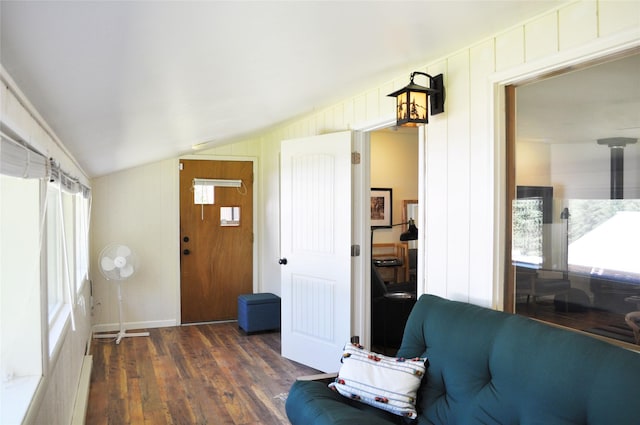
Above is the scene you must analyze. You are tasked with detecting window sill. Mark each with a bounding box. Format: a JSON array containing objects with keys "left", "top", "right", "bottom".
[
  {"left": 1, "top": 375, "right": 40, "bottom": 425},
  {"left": 49, "top": 304, "right": 70, "bottom": 360}
]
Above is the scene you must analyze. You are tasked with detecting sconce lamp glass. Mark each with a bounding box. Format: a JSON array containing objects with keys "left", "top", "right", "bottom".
[{"left": 388, "top": 72, "right": 445, "bottom": 127}]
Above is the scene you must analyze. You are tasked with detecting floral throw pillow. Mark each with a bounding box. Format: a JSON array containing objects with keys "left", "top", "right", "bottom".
[{"left": 328, "top": 343, "right": 428, "bottom": 419}]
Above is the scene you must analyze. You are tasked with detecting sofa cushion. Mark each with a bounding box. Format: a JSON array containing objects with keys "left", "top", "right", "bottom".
[
  {"left": 328, "top": 343, "right": 427, "bottom": 419},
  {"left": 286, "top": 380, "right": 400, "bottom": 425}
]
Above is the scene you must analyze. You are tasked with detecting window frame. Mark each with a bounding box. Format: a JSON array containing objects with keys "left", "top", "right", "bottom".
[{"left": 503, "top": 52, "right": 640, "bottom": 350}]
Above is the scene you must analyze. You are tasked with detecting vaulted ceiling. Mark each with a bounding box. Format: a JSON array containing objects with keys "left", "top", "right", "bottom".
[{"left": 2, "top": 1, "right": 563, "bottom": 177}]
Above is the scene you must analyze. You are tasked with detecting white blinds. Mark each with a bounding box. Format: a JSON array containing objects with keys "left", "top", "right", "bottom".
[
  {"left": 1, "top": 131, "right": 91, "bottom": 198},
  {"left": 50, "top": 159, "right": 86, "bottom": 196},
  {"left": 0, "top": 131, "right": 49, "bottom": 179}
]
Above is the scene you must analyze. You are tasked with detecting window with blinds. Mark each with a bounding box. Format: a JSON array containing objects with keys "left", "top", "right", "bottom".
[{"left": 0, "top": 130, "right": 92, "bottom": 423}]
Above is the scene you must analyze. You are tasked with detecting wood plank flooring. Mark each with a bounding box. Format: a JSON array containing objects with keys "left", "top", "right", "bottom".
[
  {"left": 86, "top": 322, "right": 320, "bottom": 425},
  {"left": 516, "top": 299, "right": 640, "bottom": 349}
]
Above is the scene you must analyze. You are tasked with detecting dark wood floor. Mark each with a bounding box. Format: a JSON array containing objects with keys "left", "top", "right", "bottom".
[{"left": 86, "top": 322, "right": 319, "bottom": 425}]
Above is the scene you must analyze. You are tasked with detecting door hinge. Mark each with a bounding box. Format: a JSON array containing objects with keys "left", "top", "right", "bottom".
[
  {"left": 179, "top": 162, "right": 184, "bottom": 171},
  {"left": 351, "top": 152, "right": 361, "bottom": 165},
  {"left": 351, "top": 244, "right": 360, "bottom": 257}
]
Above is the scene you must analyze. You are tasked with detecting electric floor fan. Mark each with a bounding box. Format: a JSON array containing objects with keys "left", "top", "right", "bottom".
[{"left": 94, "top": 243, "right": 150, "bottom": 344}]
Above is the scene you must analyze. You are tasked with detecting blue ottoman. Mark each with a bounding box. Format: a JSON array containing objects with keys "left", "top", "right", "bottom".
[{"left": 238, "top": 293, "right": 281, "bottom": 333}]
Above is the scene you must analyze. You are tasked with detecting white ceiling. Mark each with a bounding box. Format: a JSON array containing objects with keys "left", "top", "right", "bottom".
[{"left": 0, "top": 0, "right": 565, "bottom": 177}]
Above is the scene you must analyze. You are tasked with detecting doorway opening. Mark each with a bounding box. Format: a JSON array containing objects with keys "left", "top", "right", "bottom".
[{"left": 369, "top": 126, "right": 419, "bottom": 355}]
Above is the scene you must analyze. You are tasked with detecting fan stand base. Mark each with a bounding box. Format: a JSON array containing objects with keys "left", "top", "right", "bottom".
[
  {"left": 94, "top": 330, "right": 150, "bottom": 344},
  {"left": 93, "top": 281, "right": 150, "bottom": 344}
]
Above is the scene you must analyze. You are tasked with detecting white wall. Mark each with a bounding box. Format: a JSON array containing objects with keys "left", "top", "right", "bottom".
[
  {"left": 90, "top": 159, "right": 180, "bottom": 331},
  {"left": 89, "top": 0, "right": 640, "bottom": 328}
]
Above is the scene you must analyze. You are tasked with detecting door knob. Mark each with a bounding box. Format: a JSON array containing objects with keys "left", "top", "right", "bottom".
[
  {"left": 183, "top": 249, "right": 190, "bottom": 255},
  {"left": 279, "top": 258, "right": 287, "bottom": 265}
]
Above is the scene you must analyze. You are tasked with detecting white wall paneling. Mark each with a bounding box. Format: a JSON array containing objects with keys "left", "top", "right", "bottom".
[
  {"left": 559, "top": 1, "right": 598, "bottom": 51},
  {"left": 599, "top": 0, "right": 640, "bottom": 37},
  {"left": 445, "top": 51, "right": 472, "bottom": 302},
  {"left": 496, "top": 26, "right": 526, "bottom": 72},
  {"left": 425, "top": 62, "right": 449, "bottom": 298},
  {"left": 468, "top": 39, "right": 497, "bottom": 307},
  {"left": 525, "top": 12, "right": 559, "bottom": 62}
]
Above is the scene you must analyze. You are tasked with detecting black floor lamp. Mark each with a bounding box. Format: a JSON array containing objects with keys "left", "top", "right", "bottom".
[
  {"left": 399, "top": 219, "right": 419, "bottom": 242},
  {"left": 370, "top": 218, "right": 418, "bottom": 269},
  {"left": 371, "top": 218, "right": 418, "bottom": 244}
]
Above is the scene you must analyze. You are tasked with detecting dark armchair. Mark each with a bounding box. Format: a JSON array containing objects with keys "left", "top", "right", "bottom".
[{"left": 371, "top": 262, "right": 416, "bottom": 352}]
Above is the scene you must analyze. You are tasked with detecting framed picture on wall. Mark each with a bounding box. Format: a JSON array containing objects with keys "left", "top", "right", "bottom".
[{"left": 371, "top": 188, "right": 392, "bottom": 228}]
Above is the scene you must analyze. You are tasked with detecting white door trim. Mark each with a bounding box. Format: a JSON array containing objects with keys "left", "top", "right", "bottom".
[
  {"left": 351, "top": 130, "right": 368, "bottom": 347},
  {"left": 351, "top": 118, "right": 426, "bottom": 347}
]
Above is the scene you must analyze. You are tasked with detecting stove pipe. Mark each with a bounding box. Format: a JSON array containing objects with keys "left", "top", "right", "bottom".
[{"left": 597, "top": 137, "right": 638, "bottom": 199}]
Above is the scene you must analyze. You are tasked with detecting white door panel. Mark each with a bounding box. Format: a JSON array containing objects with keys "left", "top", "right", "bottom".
[{"left": 280, "top": 131, "right": 352, "bottom": 373}]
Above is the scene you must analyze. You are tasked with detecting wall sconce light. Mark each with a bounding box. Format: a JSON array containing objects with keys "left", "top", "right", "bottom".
[{"left": 387, "top": 72, "right": 445, "bottom": 126}]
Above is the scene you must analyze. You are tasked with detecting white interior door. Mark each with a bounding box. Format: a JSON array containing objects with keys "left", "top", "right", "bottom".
[{"left": 280, "top": 131, "right": 352, "bottom": 372}]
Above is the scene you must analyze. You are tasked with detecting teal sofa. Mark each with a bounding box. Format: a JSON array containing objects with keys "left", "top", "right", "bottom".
[{"left": 286, "top": 294, "right": 640, "bottom": 424}]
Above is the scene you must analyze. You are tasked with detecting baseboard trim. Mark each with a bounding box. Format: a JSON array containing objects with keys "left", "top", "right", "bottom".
[
  {"left": 71, "top": 355, "right": 92, "bottom": 425},
  {"left": 92, "top": 319, "right": 176, "bottom": 333}
]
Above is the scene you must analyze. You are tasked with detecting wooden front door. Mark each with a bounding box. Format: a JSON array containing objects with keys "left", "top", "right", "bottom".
[{"left": 180, "top": 159, "right": 253, "bottom": 323}]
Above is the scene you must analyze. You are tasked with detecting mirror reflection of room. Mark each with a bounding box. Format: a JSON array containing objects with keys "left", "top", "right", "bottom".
[{"left": 513, "top": 52, "right": 640, "bottom": 345}]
